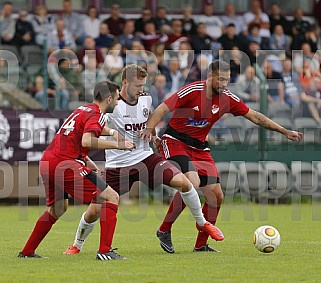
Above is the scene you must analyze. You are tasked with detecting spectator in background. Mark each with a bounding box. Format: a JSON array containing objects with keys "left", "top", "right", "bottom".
[
  {"left": 103, "top": 2, "right": 125, "bottom": 37},
  {"left": 291, "top": 7, "right": 311, "bottom": 50},
  {"left": 220, "top": 3, "right": 245, "bottom": 35},
  {"left": 245, "top": 40, "right": 262, "bottom": 65},
  {"left": 292, "top": 42, "right": 319, "bottom": 74},
  {"left": 0, "top": 1, "right": 16, "bottom": 45},
  {"left": 282, "top": 58, "right": 301, "bottom": 116},
  {"left": 299, "top": 60, "right": 321, "bottom": 124},
  {"left": 221, "top": 46, "right": 242, "bottom": 83},
  {"left": 135, "top": 7, "right": 156, "bottom": 35},
  {"left": 166, "top": 19, "right": 189, "bottom": 51},
  {"left": 62, "top": 0, "right": 86, "bottom": 45},
  {"left": 47, "top": 18, "right": 76, "bottom": 54},
  {"left": 33, "top": 75, "right": 69, "bottom": 110},
  {"left": 104, "top": 42, "right": 124, "bottom": 81},
  {"left": 31, "top": 4, "right": 55, "bottom": 46},
  {"left": 140, "top": 21, "right": 168, "bottom": 51},
  {"left": 218, "top": 23, "right": 245, "bottom": 51},
  {"left": 125, "top": 39, "right": 155, "bottom": 65},
  {"left": 246, "top": 23, "right": 268, "bottom": 49},
  {"left": 262, "top": 60, "right": 284, "bottom": 104},
  {"left": 268, "top": 3, "right": 291, "bottom": 36},
  {"left": 165, "top": 57, "right": 184, "bottom": 94},
  {"left": 243, "top": 0, "right": 271, "bottom": 39},
  {"left": 155, "top": 6, "right": 171, "bottom": 32},
  {"left": 83, "top": 5, "right": 100, "bottom": 39},
  {"left": 196, "top": 3, "right": 223, "bottom": 40},
  {"left": 81, "top": 56, "right": 106, "bottom": 102},
  {"left": 190, "top": 23, "right": 213, "bottom": 55},
  {"left": 269, "top": 24, "right": 290, "bottom": 54},
  {"left": 234, "top": 65, "right": 260, "bottom": 102},
  {"left": 33, "top": 75, "right": 55, "bottom": 109},
  {"left": 151, "top": 41, "right": 165, "bottom": 64},
  {"left": 47, "top": 49, "right": 82, "bottom": 102},
  {"left": 77, "top": 36, "right": 104, "bottom": 69},
  {"left": 303, "top": 24, "right": 320, "bottom": 53},
  {"left": 181, "top": 6, "right": 197, "bottom": 36},
  {"left": 177, "top": 41, "right": 194, "bottom": 73},
  {"left": 150, "top": 73, "right": 169, "bottom": 109},
  {"left": 186, "top": 53, "right": 210, "bottom": 83},
  {"left": 118, "top": 19, "right": 141, "bottom": 56},
  {"left": 14, "top": 9, "right": 35, "bottom": 48},
  {"left": 95, "top": 23, "right": 115, "bottom": 56}
]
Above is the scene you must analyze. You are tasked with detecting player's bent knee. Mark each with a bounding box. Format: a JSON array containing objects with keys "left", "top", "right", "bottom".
[
  {"left": 99, "top": 186, "right": 119, "bottom": 204},
  {"left": 170, "top": 173, "right": 192, "bottom": 192},
  {"left": 48, "top": 206, "right": 65, "bottom": 219}
]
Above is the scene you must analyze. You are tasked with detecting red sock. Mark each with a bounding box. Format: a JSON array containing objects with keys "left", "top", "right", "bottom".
[
  {"left": 159, "top": 191, "right": 186, "bottom": 232},
  {"left": 21, "top": 211, "right": 57, "bottom": 255},
  {"left": 194, "top": 203, "right": 221, "bottom": 249},
  {"left": 99, "top": 202, "right": 118, "bottom": 253}
]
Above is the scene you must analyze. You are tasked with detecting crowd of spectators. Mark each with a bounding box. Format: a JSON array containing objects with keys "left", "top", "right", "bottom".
[{"left": 1, "top": 0, "right": 321, "bottom": 124}]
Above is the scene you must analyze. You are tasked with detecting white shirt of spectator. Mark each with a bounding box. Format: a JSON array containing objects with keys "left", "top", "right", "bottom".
[
  {"left": 83, "top": 17, "right": 101, "bottom": 39},
  {"left": 243, "top": 11, "right": 271, "bottom": 38},
  {"left": 220, "top": 14, "right": 246, "bottom": 35},
  {"left": 104, "top": 95, "right": 153, "bottom": 168},
  {"left": 196, "top": 15, "right": 223, "bottom": 39}
]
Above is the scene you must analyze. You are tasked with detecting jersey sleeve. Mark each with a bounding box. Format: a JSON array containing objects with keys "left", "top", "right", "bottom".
[
  {"left": 227, "top": 90, "right": 250, "bottom": 116},
  {"left": 164, "top": 87, "right": 189, "bottom": 111},
  {"left": 84, "top": 111, "right": 105, "bottom": 137}
]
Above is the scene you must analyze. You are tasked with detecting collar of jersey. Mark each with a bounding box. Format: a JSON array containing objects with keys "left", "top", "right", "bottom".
[{"left": 119, "top": 94, "right": 139, "bottom": 106}]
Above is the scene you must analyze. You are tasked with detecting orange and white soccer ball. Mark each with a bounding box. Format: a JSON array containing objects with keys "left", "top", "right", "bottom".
[{"left": 253, "top": 225, "right": 281, "bottom": 253}]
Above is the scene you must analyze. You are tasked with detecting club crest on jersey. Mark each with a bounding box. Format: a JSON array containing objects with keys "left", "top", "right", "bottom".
[
  {"left": 143, "top": 108, "right": 149, "bottom": 118},
  {"left": 211, "top": 104, "right": 220, "bottom": 114}
]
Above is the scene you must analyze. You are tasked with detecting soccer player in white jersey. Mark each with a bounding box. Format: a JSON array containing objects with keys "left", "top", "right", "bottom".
[{"left": 64, "top": 64, "right": 224, "bottom": 257}]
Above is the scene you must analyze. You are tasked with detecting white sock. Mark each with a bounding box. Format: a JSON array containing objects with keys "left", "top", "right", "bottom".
[
  {"left": 180, "top": 186, "right": 206, "bottom": 227},
  {"left": 73, "top": 212, "right": 98, "bottom": 250}
]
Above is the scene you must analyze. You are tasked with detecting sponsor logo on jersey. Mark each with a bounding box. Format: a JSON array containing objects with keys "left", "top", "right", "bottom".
[
  {"left": 192, "top": 106, "right": 199, "bottom": 111},
  {"left": 125, "top": 122, "right": 147, "bottom": 131},
  {"left": 143, "top": 108, "right": 149, "bottom": 118},
  {"left": 184, "top": 117, "right": 209, "bottom": 128},
  {"left": 211, "top": 104, "right": 220, "bottom": 114}
]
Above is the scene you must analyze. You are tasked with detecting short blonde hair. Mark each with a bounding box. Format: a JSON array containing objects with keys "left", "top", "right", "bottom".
[{"left": 121, "top": 64, "right": 148, "bottom": 82}]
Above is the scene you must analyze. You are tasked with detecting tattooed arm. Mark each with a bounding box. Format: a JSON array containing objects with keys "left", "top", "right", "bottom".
[{"left": 244, "top": 109, "right": 303, "bottom": 142}]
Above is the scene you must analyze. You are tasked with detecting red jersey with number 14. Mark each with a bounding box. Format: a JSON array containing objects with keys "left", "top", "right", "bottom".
[
  {"left": 164, "top": 80, "right": 249, "bottom": 142},
  {"left": 46, "top": 103, "right": 106, "bottom": 160}
]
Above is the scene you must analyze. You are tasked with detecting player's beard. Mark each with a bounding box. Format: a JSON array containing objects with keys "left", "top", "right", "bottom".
[
  {"left": 212, "top": 87, "right": 222, "bottom": 96},
  {"left": 105, "top": 104, "right": 115, "bottom": 113}
]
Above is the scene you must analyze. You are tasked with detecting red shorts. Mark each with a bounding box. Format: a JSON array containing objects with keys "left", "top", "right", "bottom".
[
  {"left": 40, "top": 152, "right": 107, "bottom": 206},
  {"left": 103, "top": 153, "right": 180, "bottom": 195},
  {"left": 160, "top": 136, "right": 219, "bottom": 186}
]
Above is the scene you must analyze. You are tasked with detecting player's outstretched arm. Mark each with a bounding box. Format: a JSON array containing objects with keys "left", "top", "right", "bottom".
[
  {"left": 140, "top": 102, "right": 171, "bottom": 141},
  {"left": 82, "top": 132, "right": 135, "bottom": 150},
  {"left": 244, "top": 109, "right": 303, "bottom": 142}
]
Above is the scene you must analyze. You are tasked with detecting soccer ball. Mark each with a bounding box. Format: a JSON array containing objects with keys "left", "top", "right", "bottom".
[{"left": 253, "top": 225, "right": 281, "bottom": 253}]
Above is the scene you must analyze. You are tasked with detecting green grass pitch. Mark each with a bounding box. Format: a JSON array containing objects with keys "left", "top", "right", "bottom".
[{"left": 1, "top": 202, "right": 321, "bottom": 283}]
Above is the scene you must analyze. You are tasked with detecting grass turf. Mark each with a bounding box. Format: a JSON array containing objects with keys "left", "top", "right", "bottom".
[{"left": 1, "top": 202, "right": 321, "bottom": 283}]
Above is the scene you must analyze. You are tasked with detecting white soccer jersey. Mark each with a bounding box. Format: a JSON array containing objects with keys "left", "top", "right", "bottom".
[{"left": 104, "top": 94, "right": 153, "bottom": 168}]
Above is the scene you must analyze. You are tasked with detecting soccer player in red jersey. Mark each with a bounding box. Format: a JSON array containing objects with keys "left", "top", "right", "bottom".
[
  {"left": 18, "top": 80, "right": 136, "bottom": 260},
  {"left": 63, "top": 64, "right": 224, "bottom": 256},
  {"left": 141, "top": 60, "right": 303, "bottom": 252}
]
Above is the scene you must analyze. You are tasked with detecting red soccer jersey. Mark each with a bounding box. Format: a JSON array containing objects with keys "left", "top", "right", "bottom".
[
  {"left": 164, "top": 80, "right": 249, "bottom": 142},
  {"left": 46, "top": 103, "right": 106, "bottom": 160}
]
